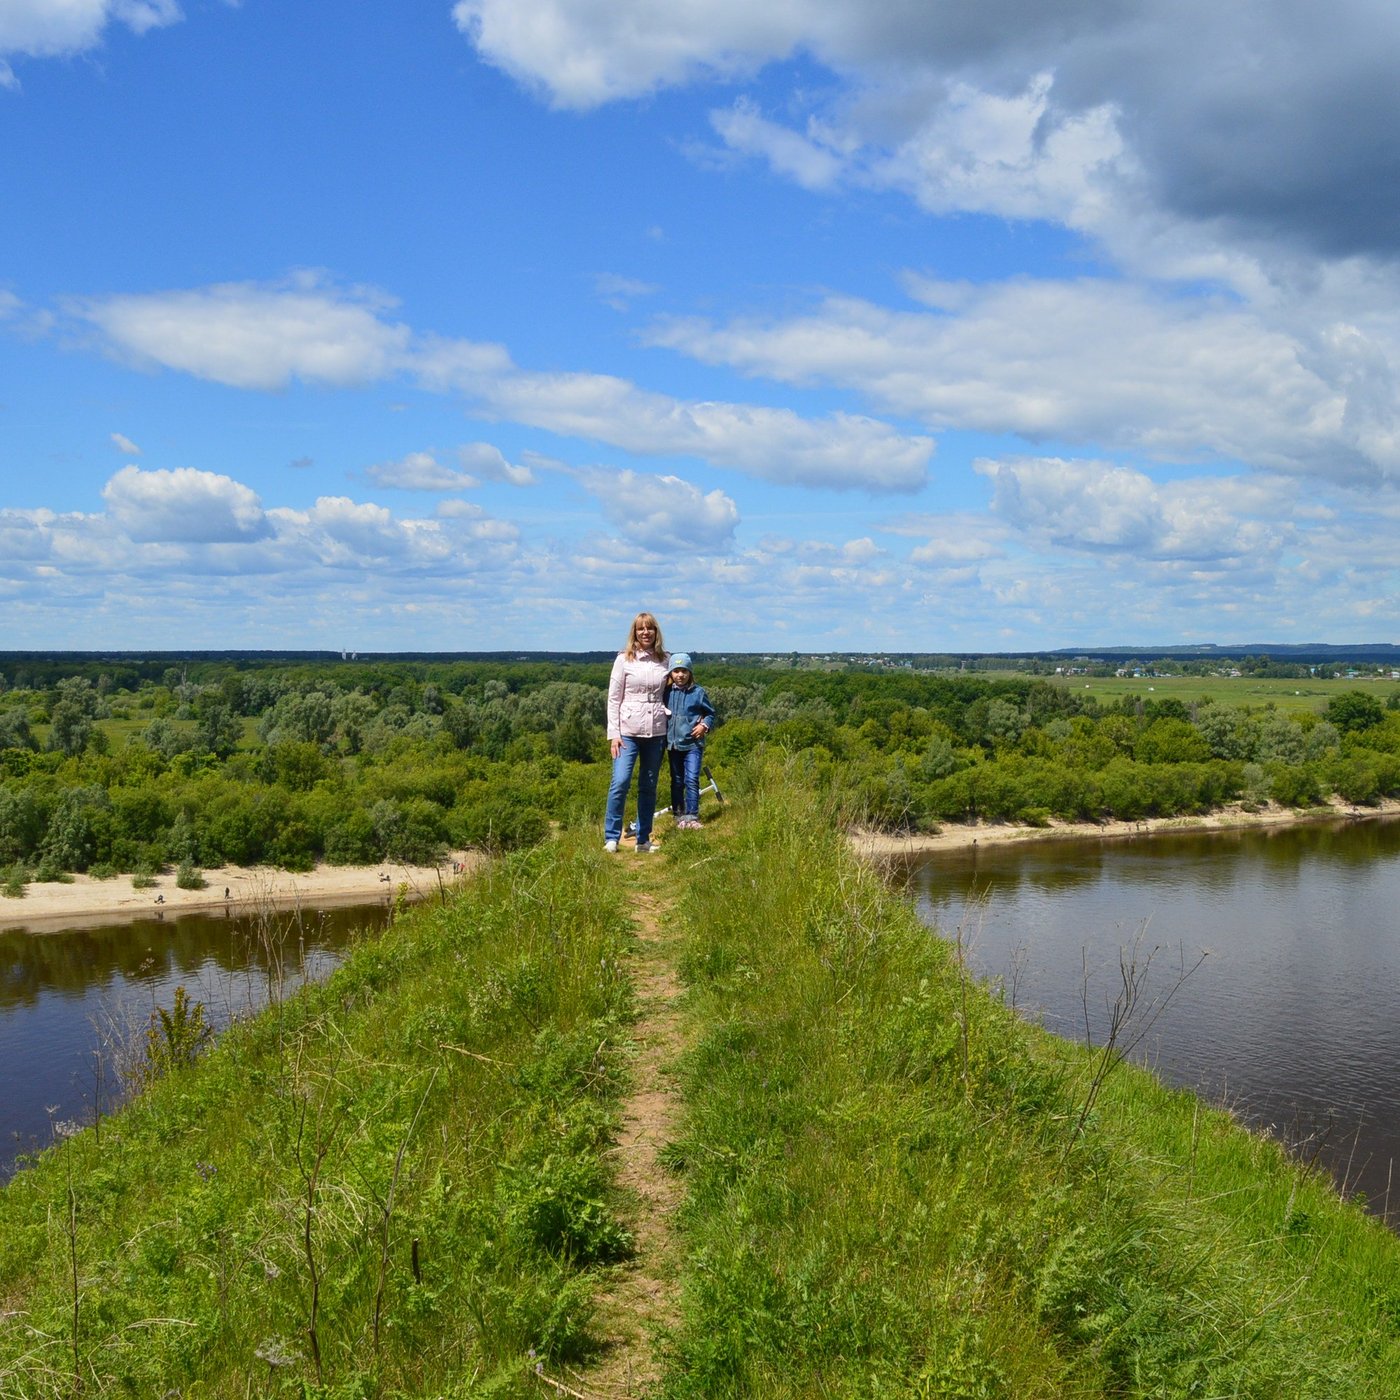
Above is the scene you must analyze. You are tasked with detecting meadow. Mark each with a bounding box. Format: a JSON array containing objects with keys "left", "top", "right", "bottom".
[{"left": 1047, "top": 670, "right": 1400, "bottom": 714}]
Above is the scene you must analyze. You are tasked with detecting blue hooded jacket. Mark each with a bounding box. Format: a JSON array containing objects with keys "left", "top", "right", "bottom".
[{"left": 665, "top": 681, "right": 716, "bottom": 751}]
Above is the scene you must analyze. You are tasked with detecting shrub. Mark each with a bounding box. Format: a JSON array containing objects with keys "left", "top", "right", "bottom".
[
  {"left": 454, "top": 794, "right": 549, "bottom": 853},
  {"left": 1267, "top": 763, "right": 1323, "bottom": 808},
  {"left": 129, "top": 985, "right": 212, "bottom": 1089},
  {"left": 176, "top": 859, "right": 207, "bottom": 890}
]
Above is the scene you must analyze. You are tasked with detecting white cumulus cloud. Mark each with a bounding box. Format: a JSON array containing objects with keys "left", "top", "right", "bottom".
[
  {"left": 477, "top": 366, "right": 933, "bottom": 491},
  {"left": 457, "top": 441, "right": 536, "bottom": 486},
  {"left": 977, "top": 456, "right": 1293, "bottom": 565},
  {"left": 0, "top": 0, "right": 181, "bottom": 87},
  {"left": 710, "top": 98, "right": 847, "bottom": 191},
  {"left": 650, "top": 278, "right": 1400, "bottom": 485},
  {"left": 101, "top": 465, "right": 270, "bottom": 544},
  {"left": 366, "top": 451, "right": 478, "bottom": 492},
  {"left": 580, "top": 468, "right": 739, "bottom": 552},
  {"left": 452, "top": 0, "right": 801, "bottom": 108},
  {"left": 452, "top": 0, "right": 1400, "bottom": 275},
  {"left": 73, "top": 275, "right": 413, "bottom": 391},
  {"left": 65, "top": 277, "right": 931, "bottom": 492}
]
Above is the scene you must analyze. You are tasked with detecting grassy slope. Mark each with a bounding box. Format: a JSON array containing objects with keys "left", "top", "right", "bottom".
[
  {"left": 664, "top": 766, "right": 1400, "bottom": 1396},
  {"left": 2, "top": 776, "right": 1398, "bottom": 1397},
  {"left": 0, "top": 843, "right": 637, "bottom": 1399}
]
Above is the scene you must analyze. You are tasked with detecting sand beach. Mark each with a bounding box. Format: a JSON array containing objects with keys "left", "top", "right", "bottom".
[
  {"left": 851, "top": 796, "right": 1400, "bottom": 859},
  {"left": 0, "top": 854, "right": 483, "bottom": 933}
]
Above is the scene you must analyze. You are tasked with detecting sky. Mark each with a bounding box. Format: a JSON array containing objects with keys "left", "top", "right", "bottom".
[{"left": 3, "top": 1, "right": 1400, "bottom": 655}]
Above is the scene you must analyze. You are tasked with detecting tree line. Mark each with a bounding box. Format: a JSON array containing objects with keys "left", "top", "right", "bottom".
[{"left": 2, "top": 659, "right": 1399, "bottom": 880}]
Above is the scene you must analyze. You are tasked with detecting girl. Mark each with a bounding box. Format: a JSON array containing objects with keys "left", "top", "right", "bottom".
[{"left": 664, "top": 652, "right": 716, "bottom": 829}]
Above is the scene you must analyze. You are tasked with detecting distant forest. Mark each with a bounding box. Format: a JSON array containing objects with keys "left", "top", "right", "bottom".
[{"left": 2, "top": 653, "right": 1399, "bottom": 886}]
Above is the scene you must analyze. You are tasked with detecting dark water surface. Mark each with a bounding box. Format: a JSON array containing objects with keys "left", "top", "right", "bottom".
[
  {"left": 898, "top": 816, "right": 1400, "bottom": 1220},
  {"left": 0, "top": 901, "right": 392, "bottom": 1178}
]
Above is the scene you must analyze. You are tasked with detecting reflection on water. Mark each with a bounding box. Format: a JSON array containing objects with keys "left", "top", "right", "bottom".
[
  {"left": 0, "top": 901, "right": 392, "bottom": 1179},
  {"left": 899, "top": 816, "right": 1400, "bottom": 1222}
]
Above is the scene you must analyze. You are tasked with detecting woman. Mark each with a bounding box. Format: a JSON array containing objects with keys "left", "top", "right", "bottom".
[{"left": 604, "top": 612, "right": 670, "bottom": 853}]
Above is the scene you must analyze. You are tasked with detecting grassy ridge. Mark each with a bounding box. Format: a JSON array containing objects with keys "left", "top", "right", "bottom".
[
  {"left": 665, "top": 763, "right": 1400, "bottom": 1396},
  {"left": 0, "top": 842, "right": 635, "bottom": 1398},
  {"left": 4, "top": 771, "right": 1400, "bottom": 1397}
]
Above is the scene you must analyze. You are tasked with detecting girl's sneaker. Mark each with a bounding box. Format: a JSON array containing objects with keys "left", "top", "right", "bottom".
[{"left": 635, "top": 838, "right": 660, "bottom": 853}]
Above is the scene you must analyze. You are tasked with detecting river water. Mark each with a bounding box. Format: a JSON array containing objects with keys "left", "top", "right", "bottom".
[
  {"left": 0, "top": 901, "right": 392, "bottom": 1179},
  {"left": 898, "top": 816, "right": 1400, "bottom": 1222}
]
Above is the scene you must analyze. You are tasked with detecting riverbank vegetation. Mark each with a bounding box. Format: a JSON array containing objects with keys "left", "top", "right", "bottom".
[
  {"left": 2, "top": 657, "right": 1400, "bottom": 888},
  {"left": 2, "top": 769, "right": 1398, "bottom": 1396}
]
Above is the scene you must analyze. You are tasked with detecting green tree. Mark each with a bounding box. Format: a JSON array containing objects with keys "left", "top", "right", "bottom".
[
  {"left": 39, "top": 786, "right": 111, "bottom": 872},
  {"left": 110, "top": 783, "right": 170, "bottom": 845},
  {"left": 1255, "top": 711, "right": 1307, "bottom": 765},
  {"left": 263, "top": 740, "right": 329, "bottom": 791},
  {"left": 46, "top": 699, "right": 92, "bottom": 756},
  {"left": 258, "top": 688, "right": 336, "bottom": 747},
  {"left": 139, "top": 715, "right": 190, "bottom": 759},
  {"left": 332, "top": 691, "right": 378, "bottom": 754},
  {"left": 1305, "top": 720, "right": 1341, "bottom": 761},
  {"left": 1326, "top": 690, "right": 1385, "bottom": 735},
  {"left": 167, "top": 809, "right": 200, "bottom": 865},
  {"left": 918, "top": 732, "right": 961, "bottom": 781},
  {"left": 552, "top": 699, "right": 602, "bottom": 763},
  {"left": 1132, "top": 718, "right": 1211, "bottom": 765},
  {"left": 983, "top": 697, "right": 1026, "bottom": 745},
  {"left": 0, "top": 786, "right": 43, "bottom": 864},
  {"left": 1194, "top": 704, "right": 1255, "bottom": 760},
  {"left": 0, "top": 710, "right": 36, "bottom": 751},
  {"left": 193, "top": 700, "right": 242, "bottom": 757}
]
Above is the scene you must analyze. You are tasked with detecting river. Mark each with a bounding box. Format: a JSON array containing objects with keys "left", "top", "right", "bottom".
[
  {"left": 0, "top": 900, "right": 392, "bottom": 1179},
  {"left": 898, "top": 815, "right": 1400, "bottom": 1223}
]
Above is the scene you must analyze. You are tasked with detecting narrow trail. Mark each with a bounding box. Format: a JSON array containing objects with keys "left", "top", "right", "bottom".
[{"left": 555, "top": 862, "right": 688, "bottom": 1399}]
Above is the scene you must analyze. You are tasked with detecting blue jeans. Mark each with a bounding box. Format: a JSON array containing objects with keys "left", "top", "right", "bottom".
[
  {"left": 669, "top": 745, "right": 705, "bottom": 818},
  {"left": 605, "top": 735, "right": 665, "bottom": 842}
]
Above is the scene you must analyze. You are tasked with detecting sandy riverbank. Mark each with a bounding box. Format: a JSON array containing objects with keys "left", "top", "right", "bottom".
[
  {"left": 851, "top": 796, "right": 1400, "bottom": 858},
  {"left": 0, "top": 854, "right": 484, "bottom": 933}
]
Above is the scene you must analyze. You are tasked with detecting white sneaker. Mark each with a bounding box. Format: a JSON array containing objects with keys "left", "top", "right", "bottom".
[{"left": 604, "top": 839, "right": 619, "bottom": 853}]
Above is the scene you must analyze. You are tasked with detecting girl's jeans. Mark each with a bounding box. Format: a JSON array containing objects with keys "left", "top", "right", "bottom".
[
  {"left": 605, "top": 735, "right": 665, "bottom": 842},
  {"left": 669, "top": 744, "right": 705, "bottom": 818}
]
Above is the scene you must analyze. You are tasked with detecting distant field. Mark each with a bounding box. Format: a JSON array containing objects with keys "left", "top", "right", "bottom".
[{"left": 1048, "top": 672, "right": 1400, "bottom": 714}]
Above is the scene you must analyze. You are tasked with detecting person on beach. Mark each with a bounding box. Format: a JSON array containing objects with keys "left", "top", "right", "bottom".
[
  {"left": 664, "top": 653, "right": 715, "bottom": 830},
  {"left": 604, "top": 612, "right": 670, "bottom": 854}
]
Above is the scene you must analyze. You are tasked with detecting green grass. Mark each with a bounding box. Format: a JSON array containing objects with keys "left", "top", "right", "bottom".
[
  {"left": 661, "top": 760, "right": 1400, "bottom": 1396},
  {"left": 0, "top": 835, "right": 637, "bottom": 1398},
  {"left": 5, "top": 770, "right": 1399, "bottom": 1397}
]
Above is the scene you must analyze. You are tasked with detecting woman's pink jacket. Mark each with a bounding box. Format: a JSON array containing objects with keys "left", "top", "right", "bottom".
[{"left": 607, "top": 650, "right": 670, "bottom": 740}]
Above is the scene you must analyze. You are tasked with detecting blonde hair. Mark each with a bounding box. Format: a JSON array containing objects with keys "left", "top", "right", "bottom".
[{"left": 624, "top": 611, "right": 666, "bottom": 660}]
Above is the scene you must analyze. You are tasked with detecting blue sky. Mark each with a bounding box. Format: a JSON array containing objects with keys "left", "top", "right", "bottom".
[{"left": 4, "top": 1, "right": 1400, "bottom": 653}]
